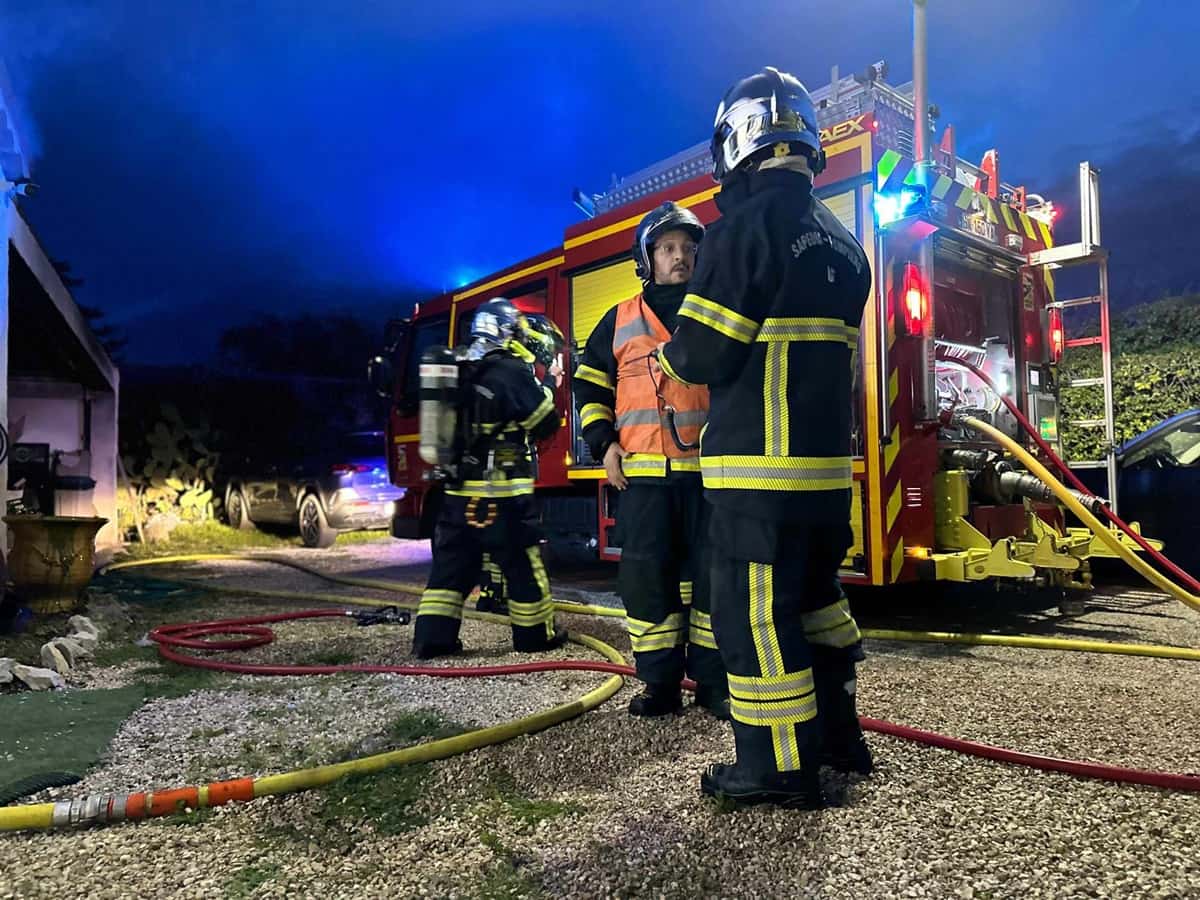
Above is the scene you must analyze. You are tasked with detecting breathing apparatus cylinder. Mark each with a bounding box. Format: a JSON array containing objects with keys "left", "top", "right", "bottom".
[{"left": 418, "top": 345, "right": 461, "bottom": 468}]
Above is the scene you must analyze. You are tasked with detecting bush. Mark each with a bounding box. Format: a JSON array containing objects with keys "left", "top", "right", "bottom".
[
  {"left": 1060, "top": 294, "right": 1200, "bottom": 461},
  {"left": 117, "top": 402, "right": 220, "bottom": 538}
]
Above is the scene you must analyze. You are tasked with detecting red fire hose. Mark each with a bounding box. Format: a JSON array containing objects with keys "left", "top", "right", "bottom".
[{"left": 152, "top": 610, "right": 1200, "bottom": 793}]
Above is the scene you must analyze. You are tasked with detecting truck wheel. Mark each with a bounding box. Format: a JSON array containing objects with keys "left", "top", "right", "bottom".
[
  {"left": 227, "top": 489, "right": 255, "bottom": 531},
  {"left": 299, "top": 494, "right": 337, "bottom": 549}
]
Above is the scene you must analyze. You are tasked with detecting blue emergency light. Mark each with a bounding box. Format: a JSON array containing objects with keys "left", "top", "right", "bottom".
[{"left": 874, "top": 184, "right": 927, "bottom": 227}]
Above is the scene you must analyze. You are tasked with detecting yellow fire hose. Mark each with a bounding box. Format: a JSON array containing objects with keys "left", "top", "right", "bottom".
[
  {"left": 0, "top": 601, "right": 625, "bottom": 832},
  {"left": 105, "top": 554, "right": 1200, "bottom": 663},
  {"left": 963, "top": 416, "right": 1200, "bottom": 615},
  {"left": 5, "top": 448, "right": 1199, "bottom": 833}
]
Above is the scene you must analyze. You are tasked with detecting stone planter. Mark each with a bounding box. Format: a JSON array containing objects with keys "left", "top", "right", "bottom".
[{"left": 3, "top": 516, "right": 108, "bottom": 615}]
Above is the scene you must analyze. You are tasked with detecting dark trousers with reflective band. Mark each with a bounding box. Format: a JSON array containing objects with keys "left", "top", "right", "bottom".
[
  {"left": 414, "top": 494, "right": 555, "bottom": 648},
  {"left": 478, "top": 554, "right": 507, "bottom": 604},
  {"left": 615, "top": 472, "right": 723, "bottom": 688},
  {"left": 709, "top": 511, "right": 859, "bottom": 775}
]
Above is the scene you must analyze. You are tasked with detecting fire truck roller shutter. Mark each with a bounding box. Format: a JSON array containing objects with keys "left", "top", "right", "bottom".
[
  {"left": 819, "top": 189, "right": 858, "bottom": 234},
  {"left": 571, "top": 259, "right": 643, "bottom": 347}
]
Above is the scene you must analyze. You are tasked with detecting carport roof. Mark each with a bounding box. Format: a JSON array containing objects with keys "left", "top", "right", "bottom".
[{"left": 9, "top": 210, "right": 119, "bottom": 392}]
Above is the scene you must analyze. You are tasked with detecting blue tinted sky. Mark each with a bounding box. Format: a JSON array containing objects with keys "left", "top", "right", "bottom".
[{"left": 2, "top": 0, "right": 1198, "bottom": 362}]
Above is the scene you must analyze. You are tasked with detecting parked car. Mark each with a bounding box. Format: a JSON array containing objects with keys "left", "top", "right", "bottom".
[
  {"left": 1073, "top": 409, "right": 1200, "bottom": 577},
  {"left": 224, "top": 431, "right": 404, "bottom": 548}
]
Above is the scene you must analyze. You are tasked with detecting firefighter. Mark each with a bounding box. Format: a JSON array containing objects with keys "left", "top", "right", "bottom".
[
  {"left": 658, "top": 67, "right": 873, "bottom": 808},
  {"left": 573, "top": 201, "right": 727, "bottom": 718},
  {"left": 411, "top": 300, "right": 568, "bottom": 659}
]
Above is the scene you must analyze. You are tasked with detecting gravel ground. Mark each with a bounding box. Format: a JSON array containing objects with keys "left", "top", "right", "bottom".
[{"left": 1, "top": 546, "right": 1198, "bottom": 899}]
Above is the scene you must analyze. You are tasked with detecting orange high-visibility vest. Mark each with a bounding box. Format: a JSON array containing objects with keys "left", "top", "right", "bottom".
[{"left": 612, "top": 294, "right": 709, "bottom": 460}]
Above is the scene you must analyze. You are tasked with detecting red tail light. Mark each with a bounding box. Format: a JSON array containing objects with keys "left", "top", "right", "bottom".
[
  {"left": 901, "top": 263, "right": 930, "bottom": 336},
  {"left": 1048, "top": 307, "right": 1064, "bottom": 363},
  {"left": 331, "top": 463, "right": 371, "bottom": 476}
]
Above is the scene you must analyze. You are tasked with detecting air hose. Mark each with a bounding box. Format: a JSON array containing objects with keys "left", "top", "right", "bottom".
[{"left": 939, "top": 353, "right": 1200, "bottom": 595}]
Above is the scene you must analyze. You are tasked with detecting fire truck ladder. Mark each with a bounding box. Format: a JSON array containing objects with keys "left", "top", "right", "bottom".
[{"left": 1028, "top": 162, "right": 1118, "bottom": 512}]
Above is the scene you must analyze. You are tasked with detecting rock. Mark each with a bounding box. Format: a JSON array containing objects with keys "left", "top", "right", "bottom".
[
  {"left": 68, "top": 630, "right": 98, "bottom": 652},
  {"left": 68, "top": 614, "right": 101, "bottom": 638},
  {"left": 0, "top": 657, "right": 14, "bottom": 684},
  {"left": 53, "top": 636, "right": 93, "bottom": 662},
  {"left": 40, "top": 642, "right": 72, "bottom": 674},
  {"left": 143, "top": 512, "right": 183, "bottom": 544},
  {"left": 12, "top": 663, "right": 66, "bottom": 691}
]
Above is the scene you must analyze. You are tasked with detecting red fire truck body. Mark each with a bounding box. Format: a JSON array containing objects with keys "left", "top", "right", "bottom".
[{"left": 378, "top": 68, "right": 1123, "bottom": 591}]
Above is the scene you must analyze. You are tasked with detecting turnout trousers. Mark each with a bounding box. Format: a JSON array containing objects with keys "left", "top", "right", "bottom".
[
  {"left": 709, "top": 511, "right": 863, "bottom": 775},
  {"left": 615, "top": 471, "right": 724, "bottom": 689},
  {"left": 414, "top": 493, "right": 557, "bottom": 651}
]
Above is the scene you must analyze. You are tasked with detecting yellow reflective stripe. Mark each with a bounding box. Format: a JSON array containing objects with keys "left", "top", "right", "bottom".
[
  {"left": 657, "top": 346, "right": 693, "bottom": 385},
  {"left": 748, "top": 562, "right": 785, "bottom": 677},
  {"left": 627, "top": 613, "right": 687, "bottom": 652},
  {"left": 631, "top": 633, "right": 685, "bottom": 653},
  {"left": 580, "top": 402, "right": 615, "bottom": 429},
  {"left": 519, "top": 388, "right": 555, "bottom": 430},
  {"left": 1038, "top": 220, "right": 1054, "bottom": 248},
  {"left": 1018, "top": 210, "right": 1037, "bottom": 239},
  {"left": 418, "top": 588, "right": 464, "bottom": 619},
  {"left": 689, "top": 628, "right": 718, "bottom": 650},
  {"left": 446, "top": 478, "right": 536, "bottom": 498},
  {"left": 688, "top": 606, "right": 717, "bottom": 649},
  {"left": 678, "top": 294, "right": 759, "bottom": 344},
  {"left": 622, "top": 454, "right": 669, "bottom": 478},
  {"left": 806, "top": 619, "right": 863, "bottom": 648},
  {"left": 701, "top": 455, "right": 852, "bottom": 491},
  {"left": 626, "top": 612, "right": 686, "bottom": 636},
  {"left": 669, "top": 457, "right": 701, "bottom": 473},
  {"left": 526, "top": 546, "right": 552, "bottom": 604},
  {"left": 801, "top": 598, "right": 854, "bottom": 633},
  {"left": 575, "top": 364, "right": 614, "bottom": 390},
  {"left": 764, "top": 342, "right": 789, "bottom": 456},
  {"left": 680, "top": 581, "right": 695, "bottom": 604},
  {"left": 757, "top": 317, "right": 859, "bottom": 347},
  {"left": 727, "top": 669, "right": 815, "bottom": 701},
  {"left": 747, "top": 561, "right": 804, "bottom": 770},
  {"left": 730, "top": 693, "right": 818, "bottom": 727},
  {"left": 507, "top": 600, "right": 555, "bottom": 625},
  {"left": 999, "top": 202, "right": 1017, "bottom": 232}
]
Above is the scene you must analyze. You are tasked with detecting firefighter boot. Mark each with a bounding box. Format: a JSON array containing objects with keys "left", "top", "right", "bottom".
[
  {"left": 816, "top": 659, "right": 873, "bottom": 777},
  {"left": 512, "top": 625, "right": 569, "bottom": 654},
  {"left": 700, "top": 763, "right": 827, "bottom": 810},
  {"left": 693, "top": 682, "right": 731, "bottom": 721},
  {"left": 628, "top": 682, "right": 684, "bottom": 717}
]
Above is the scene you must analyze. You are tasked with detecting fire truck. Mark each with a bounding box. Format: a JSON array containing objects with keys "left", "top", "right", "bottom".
[{"left": 371, "top": 62, "right": 1135, "bottom": 592}]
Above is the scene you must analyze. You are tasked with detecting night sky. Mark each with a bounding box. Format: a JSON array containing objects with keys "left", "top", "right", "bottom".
[{"left": 3, "top": 0, "right": 1198, "bottom": 365}]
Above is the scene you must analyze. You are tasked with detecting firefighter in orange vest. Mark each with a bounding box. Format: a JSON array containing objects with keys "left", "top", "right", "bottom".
[{"left": 573, "top": 202, "right": 727, "bottom": 718}]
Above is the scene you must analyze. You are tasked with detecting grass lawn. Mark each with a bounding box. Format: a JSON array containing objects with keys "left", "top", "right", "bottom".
[{"left": 117, "top": 521, "right": 390, "bottom": 559}]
